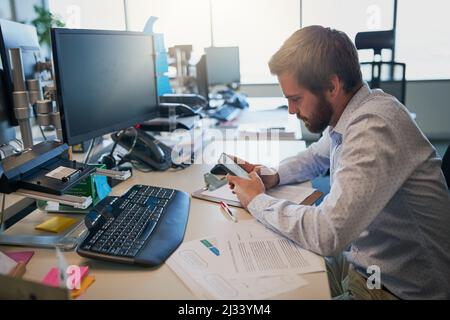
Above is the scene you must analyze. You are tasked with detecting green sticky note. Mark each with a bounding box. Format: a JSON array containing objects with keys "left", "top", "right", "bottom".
[{"left": 201, "top": 240, "right": 213, "bottom": 248}]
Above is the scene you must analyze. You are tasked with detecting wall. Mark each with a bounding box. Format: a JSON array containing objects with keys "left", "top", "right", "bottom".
[
  {"left": 0, "top": 0, "right": 47, "bottom": 24},
  {"left": 242, "top": 80, "right": 450, "bottom": 139},
  {"left": 1, "top": 0, "right": 51, "bottom": 57},
  {"left": 0, "top": 0, "right": 14, "bottom": 19},
  {"left": 13, "top": 0, "right": 45, "bottom": 23},
  {"left": 405, "top": 80, "right": 450, "bottom": 139}
]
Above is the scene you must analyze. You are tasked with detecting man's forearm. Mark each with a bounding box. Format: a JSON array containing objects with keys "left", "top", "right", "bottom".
[{"left": 275, "top": 135, "right": 331, "bottom": 185}]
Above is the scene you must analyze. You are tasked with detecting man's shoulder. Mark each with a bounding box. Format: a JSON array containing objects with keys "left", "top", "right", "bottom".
[{"left": 350, "top": 89, "right": 412, "bottom": 128}]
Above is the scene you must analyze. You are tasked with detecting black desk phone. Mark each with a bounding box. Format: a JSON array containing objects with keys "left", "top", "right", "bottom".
[{"left": 111, "top": 128, "right": 172, "bottom": 171}]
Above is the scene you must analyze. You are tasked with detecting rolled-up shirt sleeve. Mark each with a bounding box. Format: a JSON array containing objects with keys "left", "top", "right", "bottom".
[{"left": 248, "top": 113, "right": 418, "bottom": 257}]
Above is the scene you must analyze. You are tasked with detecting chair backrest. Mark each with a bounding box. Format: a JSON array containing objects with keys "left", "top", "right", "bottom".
[
  {"left": 355, "top": 30, "right": 395, "bottom": 57},
  {"left": 355, "top": 30, "right": 406, "bottom": 104},
  {"left": 442, "top": 144, "right": 450, "bottom": 189}
]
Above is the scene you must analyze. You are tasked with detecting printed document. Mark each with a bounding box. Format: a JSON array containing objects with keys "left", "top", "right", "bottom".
[{"left": 167, "top": 220, "right": 324, "bottom": 299}]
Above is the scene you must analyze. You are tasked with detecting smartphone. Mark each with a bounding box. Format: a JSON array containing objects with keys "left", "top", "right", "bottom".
[{"left": 218, "top": 153, "right": 251, "bottom": 179}]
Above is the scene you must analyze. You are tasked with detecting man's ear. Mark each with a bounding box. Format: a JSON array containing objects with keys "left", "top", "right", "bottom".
[{"left": 324, "top": 74, "right": 342, "bottom": 100}]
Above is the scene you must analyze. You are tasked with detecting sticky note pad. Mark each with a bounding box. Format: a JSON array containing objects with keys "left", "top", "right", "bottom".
[
  {"left": 71, "top": 276, "right": 95, "bottom": 299},
  {"left": 4, "top": 251, "right": 34, "bottom": 265},
  {"left": 94, "top": 175, "right": 112, "bottom": 201},
  {"left": 43, "top": 266, "right": 89, "bottom": 288},
  {"left": 35, "top": 217, "right": 78, "bottom": 233},
  {"left": 42, "top": 268, "right": 61, "bottom": 287}
]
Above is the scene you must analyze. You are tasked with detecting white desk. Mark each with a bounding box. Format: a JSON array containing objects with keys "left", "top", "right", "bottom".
[
  {"left": 0, "top": 139, "right": 330, "bottom": 300},
  {"left": 208, "top": 97, "right": 303, "bottom": 141}
]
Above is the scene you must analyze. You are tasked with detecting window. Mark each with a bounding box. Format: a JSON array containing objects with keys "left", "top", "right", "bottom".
[
  {"left": 48, "top": 0, "right": 126, "bottom": 30},
  {"left": 126, "top": 0, "right": 300, "bottom": 84},
  {"left": 211, "top": 0, "right": 300, "bottom": 84},
  {"left": 396, "top": 0, "right": 450, "bottom": 80},
  {"left": 125, "top": 0, "right": 211, "bottom": 63},
  {"left": 302, "top": 0, "right": 450, "bottom": 80},
  {"left": 49, "top": 0, "right": 450, "bottom": 82},
  {"left": 302, "top": 0, "right": 395, "bottom": 63}
]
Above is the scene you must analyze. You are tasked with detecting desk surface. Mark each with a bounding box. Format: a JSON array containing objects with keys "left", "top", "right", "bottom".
[
  {"left": 1, "top": 137, "right": 329, "bottom": 300},
  {"left": 215, "top": 103, "right": 303, "bottom": 141}
]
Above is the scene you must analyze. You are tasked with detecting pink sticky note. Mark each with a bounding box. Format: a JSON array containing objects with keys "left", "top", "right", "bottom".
[
  {"left": 42, "top": 266, "right": 89, "bottom": 288},
  {"left": 4, "top": 251, "right": 35, "bottom": 265}
]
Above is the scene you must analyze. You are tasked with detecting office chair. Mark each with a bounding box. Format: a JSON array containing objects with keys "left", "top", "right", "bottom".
[
  {"left": 355, "top": 30, "right": 406, "bottom": 104},
  {"left": 442, "top": 144, "right": 450, "bottom": 189}
]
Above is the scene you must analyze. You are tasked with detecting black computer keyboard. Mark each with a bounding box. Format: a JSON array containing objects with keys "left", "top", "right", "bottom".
[
  {"left": 77, "top": 184, "right": 190, "bottom": 266},
  {"left": 209, "top": 104, "right": 242, "bottom": 122}
]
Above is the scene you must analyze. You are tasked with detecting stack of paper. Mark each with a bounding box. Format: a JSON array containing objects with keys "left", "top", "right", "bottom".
[{"left": 167, "top": 220, "right": 325, "bottom": 300}]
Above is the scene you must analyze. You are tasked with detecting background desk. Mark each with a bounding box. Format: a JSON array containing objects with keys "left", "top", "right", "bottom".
[
  {"left": 212, "top": 98, "right": 303, "bottom": 141},
  {"left": 1, "top": 139, "right": 330, "bottom": 299}
]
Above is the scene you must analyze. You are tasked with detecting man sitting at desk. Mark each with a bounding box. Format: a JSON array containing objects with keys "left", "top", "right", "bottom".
[{"left": 227, "top": 25, "right": 450, "bottom": 300}]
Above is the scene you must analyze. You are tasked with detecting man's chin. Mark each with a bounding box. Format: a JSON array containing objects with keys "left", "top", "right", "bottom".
[{"left": 304, "top": 122, "right": 327, "bottom": 134}]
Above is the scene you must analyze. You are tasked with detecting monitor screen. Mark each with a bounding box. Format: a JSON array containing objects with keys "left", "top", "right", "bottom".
[
  {"left": 205, "top": 47, "right": 240, "bottom": 86},
  {"left": 195, "top": 54, "right": 209, "bottom": 99},
  {"left": 0, "top": 19, "right": 41, "bottom": 126},
  {"left": 0, "top": 73, "right": 16, "bottom": 146},
  {"left": 51, "top": 29, "right": 158, "bottom": 146}
]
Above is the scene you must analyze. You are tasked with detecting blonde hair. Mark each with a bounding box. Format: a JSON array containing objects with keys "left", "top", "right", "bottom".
[{"left": 269, "top": 25, "right": 362, "bottom": 94}]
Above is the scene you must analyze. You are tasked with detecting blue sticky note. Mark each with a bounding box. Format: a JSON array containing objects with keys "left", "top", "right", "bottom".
[
  {"left": 153, "top": 33, "right": 166, "bottom": 53},
  {"left": 155, "top": 54, "right": 169, "bottom": 74},
  {"left": 157, "top": 76, "right": 173, "bottom": 96},
  {"left": 94, "top": 175, "right": 111, "bottom": 201}
]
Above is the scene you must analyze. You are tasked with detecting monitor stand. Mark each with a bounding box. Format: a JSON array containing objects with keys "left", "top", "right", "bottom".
[
  {"left": 0, "top": 197, "right": 86, "bottom": 250},
  {"left": 0, "top": 220, "right": 86, "bottom": 250}
]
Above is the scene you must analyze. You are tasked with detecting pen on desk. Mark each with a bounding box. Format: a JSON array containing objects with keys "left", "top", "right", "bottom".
[{"left": 220, "top": 201, "right": 237, "bottom": 223}]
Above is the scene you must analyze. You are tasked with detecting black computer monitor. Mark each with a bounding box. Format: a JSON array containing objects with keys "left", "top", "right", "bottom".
[
  {"left": 204, "top": 46, "right": 240, "bottom": 87},
  {"left": 195, "top": 54, "right": 209, "bottom": 99},
  {"left": 51, "top": 28, "right": 159, "bottom": 146},
  {"left": 0, "top": 73, "right": 16, "bottom": 146},
  {"left": 0, "top": 19, "right": 41, "bottom": 126}
]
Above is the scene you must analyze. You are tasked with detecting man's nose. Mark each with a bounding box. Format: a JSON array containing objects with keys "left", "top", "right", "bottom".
[{"left": 288, "top": 102, "right": 297, "bottom": 115}]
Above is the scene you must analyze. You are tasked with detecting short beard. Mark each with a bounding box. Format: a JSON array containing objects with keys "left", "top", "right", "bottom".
[{"left": 304, "top": 93, "right": 333, "bottom": 133}]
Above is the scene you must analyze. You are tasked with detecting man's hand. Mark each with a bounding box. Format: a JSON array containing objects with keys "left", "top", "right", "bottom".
[
  {"left": 227, "top": 171, "right": 265, "bottom": 209},
  {"left": 230, "top": 155, "right": 280, "bottom": 190}
]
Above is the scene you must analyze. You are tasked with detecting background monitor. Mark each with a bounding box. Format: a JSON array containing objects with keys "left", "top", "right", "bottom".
[
  {"left": 0, "top": 19, "right": 41, "bottom": 126},
  {"left": 0, "top": 74, "right": 16, "bottom": 146},
  {"left": 195, "top": 54, "right": 209, "bottom": 99},
  {"left": 205, "top": 46, "right": 240, "bottom": 87},
  {"left": 51, "top": 29, "right": 159, "bottom": 146}
]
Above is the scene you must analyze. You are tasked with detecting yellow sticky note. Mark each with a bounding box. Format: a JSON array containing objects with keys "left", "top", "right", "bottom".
[
  {"left": 71, "top": 276, "right": 95, "bottom": 299},
  {"left": 35, "top": 217, "right": 78, "bottom": 233}
]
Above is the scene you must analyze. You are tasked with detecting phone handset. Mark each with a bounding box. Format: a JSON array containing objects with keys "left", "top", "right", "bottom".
[{"left": 112, "top": 128, "right": 173, "bottom": 171}]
